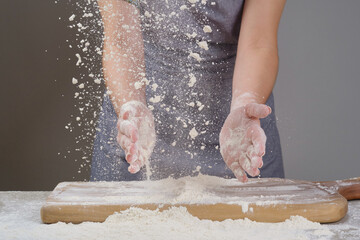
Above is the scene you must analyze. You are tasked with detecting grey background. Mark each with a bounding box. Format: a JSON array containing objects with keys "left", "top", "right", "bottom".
[
  {"left": 0, "top": 0, "right": 104, "bottom": 191},
  {"left": 275, "top": 0, "right": 360, "bottom": 181},
  {"left": 0, "top": 0, "right": 359, "bottom": 190}
]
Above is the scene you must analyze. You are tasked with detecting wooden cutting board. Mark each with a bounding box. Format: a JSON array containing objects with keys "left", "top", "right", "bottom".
[{"left": 41, "top": 176, "right": 360, "bottom": 224}]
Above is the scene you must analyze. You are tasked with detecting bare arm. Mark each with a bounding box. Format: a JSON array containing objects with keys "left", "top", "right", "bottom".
[
  {"left": 98, "top": 0, "right": 155, "bottom": 174},
  {"left": 220, "top": 0, "right": 286, "bottom": 182},
  {"left": 98, "top": 0, "right": 146, "bottom": 116},
  {"left": 232, "top": 0, "right": 286, "bottom": 108}
]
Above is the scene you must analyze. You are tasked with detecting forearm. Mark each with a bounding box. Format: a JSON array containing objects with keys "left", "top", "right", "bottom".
[
  {"left": 231, "top": 0, "right": 285, "bottom": 110},
  {"left": 231, "top": 46, "right": 278, "bottom": 110},
  {"left": 99, "top": 0, "right": 146, "bottom": 116}
]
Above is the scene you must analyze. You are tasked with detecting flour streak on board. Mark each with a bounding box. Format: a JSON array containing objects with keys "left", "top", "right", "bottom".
[{"left": 48, "top": 175, "right": 336, "bottom": 213}]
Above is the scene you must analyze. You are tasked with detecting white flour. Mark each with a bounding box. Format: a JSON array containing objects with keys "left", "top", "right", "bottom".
[
  {"left": 0, "top": 204, "right": 333, "bottom": 240},
  {"left": 2, "top": 192, "right": 360, "bottom": 240}
]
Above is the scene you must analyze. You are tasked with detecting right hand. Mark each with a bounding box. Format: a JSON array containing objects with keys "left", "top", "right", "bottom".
[
  {"left": 116, "top": 101, "right": 156, "bottom": 173},
  {"left": 219, "top": 102, "right": 271, "bottom": 182}
]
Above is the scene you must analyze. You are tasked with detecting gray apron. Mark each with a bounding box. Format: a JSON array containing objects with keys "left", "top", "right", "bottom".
[{"left": 91, "top": 0, "right": 284, "bottom": 181}]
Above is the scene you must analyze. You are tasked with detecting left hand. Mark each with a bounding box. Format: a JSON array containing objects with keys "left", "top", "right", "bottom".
[
  {"left": 219, "top": 103, "right": 272, "bottom": 182},
  {"left": 116, "top": 101, "right": 156, "bottom": 174}
]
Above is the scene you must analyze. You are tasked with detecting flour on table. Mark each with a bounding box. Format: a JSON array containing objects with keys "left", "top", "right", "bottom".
[{"left": 0, "top": 197, "right": 334, "bottom": 240}]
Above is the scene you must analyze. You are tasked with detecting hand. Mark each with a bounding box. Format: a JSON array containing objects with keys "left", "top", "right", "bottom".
[
  {"left": 219, "top": 102, "right": 272, "bottom": 182},
  {"left": 116, "top": 101, "right": 156, "bottom": 173}
]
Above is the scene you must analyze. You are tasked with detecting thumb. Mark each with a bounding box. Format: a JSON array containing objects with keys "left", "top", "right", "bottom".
[{"left": 245, "top": 103, "right": 272, "bottom": 119}]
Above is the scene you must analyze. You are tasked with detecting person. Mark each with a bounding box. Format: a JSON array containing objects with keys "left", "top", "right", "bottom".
[{"left": 91, "top": 0, "right": 286, "bottom": 182}]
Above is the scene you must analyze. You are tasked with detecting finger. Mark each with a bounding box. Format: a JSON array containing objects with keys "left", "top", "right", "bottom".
[
  {"left": 245, "top": 103, "right": 272, "bottom": 119},
  {"left": 226, "top": 158, "right": 248, "bottom": 182},
  {"left": 118, "top": 135, "right": 132, "bottom": 151},
  {"left": 128, "top": 160, "right": 142, "bottom": 174},
  {"left": 250, "top": 167, "right": 260, "bottom": 177},
  {"left": 247, "top": 125, "right": 266, "bottom": 157},
  {"left": 234, "top": 166, "right": 248, "bottom": 183},
  {"left": 250, "top": 156, "right": 263, "bottom": 169},
  {"left": 243, "top": 156, "right": 261, "bottom": 177},
  {"left": 119, "top": 120, "right": 138, "bottom": 142},
  {"left": 239, "top": 155, "right": 258, "bottom": 177},
  {"left": 125, "top": 143, "right": 138, "bottom": 164}
]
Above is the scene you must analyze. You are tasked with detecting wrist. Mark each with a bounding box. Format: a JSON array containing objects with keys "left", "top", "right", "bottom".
[
  {"left": 230, "top": 92, "right": 261, "bottom": 111},
  {"left": 112, "top": 93, "right": 146, "bottom": 117}
]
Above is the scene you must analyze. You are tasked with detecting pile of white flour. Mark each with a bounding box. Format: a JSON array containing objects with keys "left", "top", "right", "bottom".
[{"left": 69, "top": 207, "right": 333, "bottom": 240}]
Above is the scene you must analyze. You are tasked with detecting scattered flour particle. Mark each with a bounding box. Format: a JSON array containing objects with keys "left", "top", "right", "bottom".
[
  {"left": 149, "top": 95, "right": 162, "bottom": 103},
  {"left": 180, "top": 5, "right": 188, "bottom": 10},
  {"left": 201, "top": 0, "right": 207, "bottom": 4},
  {"left": 83, "top": 13, "right": 93, "bottom": 18},
  {"left": 203, "top": 25, "right": 212, "bottom": 33},
  {"left": 77, "top": 23, "right": 83, "bottom": 28},
  {"left": 69, "top": 14, "right": 75, "bottom": 21},
  {"left": 197, "top": 41, "right": 209, "bottom": 50},
  {"left": 205, "top": 120, "right": 210, "bottom": 125},
  {"left": 94, "top": 79, "right": 101, "bottom": 84},
  {"left": 187, "top": 102, "right": 195, "bottom": 107},
  {"left": 134, "top": 78, "right": 149, "bottom": 90},
  {"left": 200, "top": 146, "right": 205, "bottom": 150},
  {"left": 122, "top": 25, "right": 130, "bottom": 30},
  {"left": 76, "top": 117, "right": 80, "bottom": 121},
  {"left": 188, "top": 74, "right": 197, "bottom": 87},
  {"left": 189, "top": 52, "right": 202, "bottom": 62},
  {"left": 72, "top": 77, "right": 78, "bottom": 84},
  {"left": 151, "top": 83, "right": 158, "bottom": 91},
  {"left": 186, "top": 32, "right": 197, "bottom": 39},
  {"left": 74, "top": 92, "right": 79, "bottom": 98},
  {"left": 75, "top": 53, "right": 82, "bottom": 66},
  {"left": 78, "top": 83, "right": 84, "bottom": 89},
  {"left": 189, "top": 127, "right": 199, "bottom": 139},
  {"left": 144, "top": 11, "right": 151, "bottom": 18},
  {"left": 134, "top": 82, "right": 143, "bottom": 90},
  {"left": 188, "top": 0, "right": 198, "bottom": 3},
  {"left": 171, "top": 141, "right": 177, "bottom": 146}
]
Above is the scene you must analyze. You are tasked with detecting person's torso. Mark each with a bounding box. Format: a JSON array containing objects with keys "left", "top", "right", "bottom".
[{"left": 139, "top": 0, "right": 245, "bottom": 149}]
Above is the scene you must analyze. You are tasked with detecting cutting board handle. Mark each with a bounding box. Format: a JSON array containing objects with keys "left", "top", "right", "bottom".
[{"left": 316, "top": 177, "right": 360, "bottom": 201}]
